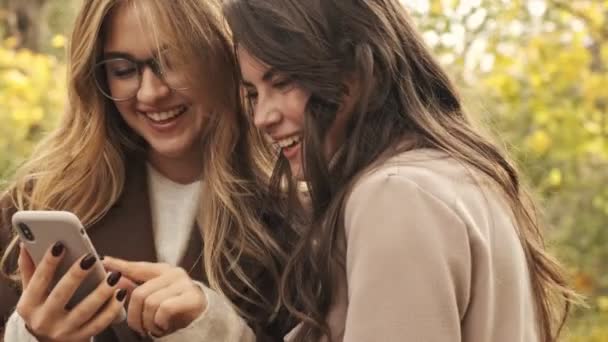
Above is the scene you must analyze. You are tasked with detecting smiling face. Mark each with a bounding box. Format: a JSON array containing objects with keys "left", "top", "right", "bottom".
[
  {"left": 238, "top": 47, "right": 353, "bottom": 180},
  {"left": 102, "top": 3, "right": 208, "bottom": 177}
]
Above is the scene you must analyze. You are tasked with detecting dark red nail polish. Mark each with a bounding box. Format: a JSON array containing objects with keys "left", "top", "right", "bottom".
[
  {"left": 107, "top": 272, "right": 122, "bottom": 286},
  {"left": 51, "top": 242, "right": 64, "bottom": 257},
  {"left": 80, "top": 254, "right": 96, "bottom": 270},
  {"left": 116, "top": 288, "right": 128, "bottom": 301}
]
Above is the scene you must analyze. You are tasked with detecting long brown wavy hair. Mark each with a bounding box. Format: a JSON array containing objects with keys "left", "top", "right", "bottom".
[
  {"left": 0, "top": 0, "right": 290, "bottom": 334},
  {"left": 223, "top": 0, "right": 576, "bottom": 341}
]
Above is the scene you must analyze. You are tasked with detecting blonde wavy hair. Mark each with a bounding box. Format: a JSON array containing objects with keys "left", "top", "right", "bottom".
[{"left": 1, "top": 0, "right": 286, "bottom": 329}]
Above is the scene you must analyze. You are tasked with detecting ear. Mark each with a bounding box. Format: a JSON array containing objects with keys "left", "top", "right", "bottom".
[{"left": 339, "top": 75, "right": 360, "bottom": 114}]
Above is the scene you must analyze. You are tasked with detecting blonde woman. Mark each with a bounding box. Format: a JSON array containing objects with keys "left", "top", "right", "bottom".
[{"left": 0, "top": 0, "right": 290, "bottom": 341}]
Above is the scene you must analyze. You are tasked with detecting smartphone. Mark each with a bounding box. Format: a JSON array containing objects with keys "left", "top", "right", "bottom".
[{"left": 12, "top": 210, "right": 126, "bottom": 322}]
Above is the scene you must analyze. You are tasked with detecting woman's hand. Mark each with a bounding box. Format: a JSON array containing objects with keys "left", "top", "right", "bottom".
[
  {"left": 16, "top": 243, "right": 127, "bottom": 342},
  {"left": 102, "top": 257, "right": 207, "bottom": 338}
]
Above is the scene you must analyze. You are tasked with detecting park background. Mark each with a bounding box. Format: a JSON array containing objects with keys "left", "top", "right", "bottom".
[{"left": 0, "top": 0, "right": 606, "bottom": 340}]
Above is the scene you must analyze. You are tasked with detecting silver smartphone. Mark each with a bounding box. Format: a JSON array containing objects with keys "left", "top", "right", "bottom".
[{"left": 12, "top": 210, "right": 126, "bottom": 322}]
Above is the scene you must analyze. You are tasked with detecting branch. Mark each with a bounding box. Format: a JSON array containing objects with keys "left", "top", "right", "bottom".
[{"left": 547, "top": 0, "right": 608, "bottom": 40}]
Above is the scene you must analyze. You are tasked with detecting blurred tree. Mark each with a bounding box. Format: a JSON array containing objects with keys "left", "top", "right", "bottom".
[
  {"left": 0, "top": 0, "right": 49, "bottom": 51},
  {"left": 0, "top": 0, "right": 77, "bottom": 55},
  {"left": 0, "top": 0, "right": 606, "bottom": 340},
  {"left": 0, "top": 39, "right": 65, "bottom": 180},
  {"left": 406, "top": 0, "right": 608, "bottom": 339}
]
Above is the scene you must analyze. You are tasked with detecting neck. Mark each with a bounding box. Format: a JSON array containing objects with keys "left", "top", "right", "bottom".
[{"left": 147, "top": 149, "right": 203, "bottom": 184}]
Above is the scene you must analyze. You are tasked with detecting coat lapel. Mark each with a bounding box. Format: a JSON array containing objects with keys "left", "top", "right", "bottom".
[
  {"left": 87, "top": 157, "right": 204, "bottom": 342},
  {"left": 87, "top": 159, "right": 157, "bottom": 263}
]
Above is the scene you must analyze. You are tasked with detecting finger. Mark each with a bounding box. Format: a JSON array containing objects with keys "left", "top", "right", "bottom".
[
  {"left": 66, "top": 271, "right": 122, "bottom": 327},
  {"left": 115, "top": 276, "right": 138, "bottom": 292},
  {"left": 115, "top": 276, "right": 138, "bottom": 302},
  {"left": 154, "top": 291, "right": 204, "bottom": 333},
  {"left": 141, "top": 284, "right": 183, "bottom": 336},
  {"left": 18, "top": 244, "right": 36, "bottom": 289},
  {"left": 75, "top": 288, "right": 128, "bottom": 340},
  {"left": 45, "top": 253, "right": 98, "bottom": 313},
  {"left": 102, "top": 257, "right": 169, "bottom": 283},
  {"left": 22, "top": 241, "right": 65, "bottom": 306},
  {"left": 127, "top": 274, "right": 175, "bottom": 335}
]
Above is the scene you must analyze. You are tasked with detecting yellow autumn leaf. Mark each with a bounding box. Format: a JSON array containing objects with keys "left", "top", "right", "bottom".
[
  {"left": 3, "top": 69, "right": 29, "bottom": 89},
  {"left": 598, "top": 296, "right": 608, "bottom": 312},
  {"left": 51, "top": 34, "right": 66, "bottom": 49},
  {"left": 526, "top": 130, "right": 552, "bottom": 154},
  {"left": 547, "top": 168, "right": 562, "bottom": 187},
  {"left": 3, "top": 36, "right": 18, "bottom": 49}
]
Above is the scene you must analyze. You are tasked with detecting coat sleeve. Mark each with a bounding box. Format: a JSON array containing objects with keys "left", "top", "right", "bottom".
[
  {"left": 154, "top": 281, "right": 255, "bottom": 342},
  {"left": 0, "top": 195, "right": 20, "bottom": 336},
  {"left": 3, "top": 311, "right": 42, "bottom": 342},
  {"left": 340, "top": 172, "right": 472, "bottom": 342}
]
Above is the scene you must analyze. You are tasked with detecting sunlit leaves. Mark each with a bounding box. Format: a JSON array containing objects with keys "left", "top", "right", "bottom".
[
  {"left": 405, "top": 0, "right": 608, "bottom": 338},
  {"left": 0, "top": 39, "right": 65, "bottom": 177}
]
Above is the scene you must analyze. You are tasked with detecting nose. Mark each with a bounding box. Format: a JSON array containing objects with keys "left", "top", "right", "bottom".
[
  {"left": 253, "top": 96, "right": 282, "bottom": 130},
  {"left": 136, "top": 67, "right": 171, "bottom": 103}
]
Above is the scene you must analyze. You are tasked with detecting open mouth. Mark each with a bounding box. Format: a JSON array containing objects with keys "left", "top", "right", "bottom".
[
  {"left": 274, "top": 135, "right": 302, "bottom": 151},
  {"left": 142, "top": 105, "right": 188, "bottom": 124}
]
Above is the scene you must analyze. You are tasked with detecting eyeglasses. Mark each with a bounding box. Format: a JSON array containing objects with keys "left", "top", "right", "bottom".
[{"left": 93, "top": 52, "right": 189, "bottom": 102}]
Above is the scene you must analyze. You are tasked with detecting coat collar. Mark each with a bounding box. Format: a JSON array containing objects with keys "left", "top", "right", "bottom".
[{"left": 87, "top": 156, "right": 205, "bottom": 283}]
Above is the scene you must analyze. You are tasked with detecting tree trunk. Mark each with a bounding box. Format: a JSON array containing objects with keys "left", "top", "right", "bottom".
[{"left": 2, "top": 0, "right": 48, "bottom": 52}]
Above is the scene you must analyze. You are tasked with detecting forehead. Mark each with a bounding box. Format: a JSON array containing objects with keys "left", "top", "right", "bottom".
[
  {"left": 102, "top": 3, "right": 159, "bottom": 57},
  {"left": 237, "top": 46, "right": 270, "bottom": 81}
]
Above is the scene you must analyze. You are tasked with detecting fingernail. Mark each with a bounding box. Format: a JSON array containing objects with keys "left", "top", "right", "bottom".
[
  {"left": 80, "top": 254, "right": 96, "bottom": 270},
  {"left": 51, "top": 242, "right": 64, "bottom": 257},
  {"left": 107, "top": 271, "right": 122, "bottom": 286},
  {"left": 116, "top": 288, "right": 128, "bottom": 301}
]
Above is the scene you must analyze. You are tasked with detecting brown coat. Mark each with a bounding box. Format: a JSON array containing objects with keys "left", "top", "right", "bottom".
[{"left": 0, "top": 160, "right": 204, "bottom": 342}]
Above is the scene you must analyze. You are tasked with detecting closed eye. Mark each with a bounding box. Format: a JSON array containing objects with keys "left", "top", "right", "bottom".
[
  {"left": 272, "top": 77, "right": 293, "bottom": 90},
  {"left": 110, "top": 66, "right": 137, "bottom": 79},
  {"left": 244, "top": 88, "right": 258, "bottom": 102}
]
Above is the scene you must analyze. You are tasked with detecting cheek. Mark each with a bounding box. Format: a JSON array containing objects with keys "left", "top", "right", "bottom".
[
  {"left": 284, "top": 90, "right": 310, "bottom": 125},
  {"left": 112, "top": 101, "right": 132, "bottom": 120},
  {"left": 114, "top": 101, "right": 132, "bottom": 117}
]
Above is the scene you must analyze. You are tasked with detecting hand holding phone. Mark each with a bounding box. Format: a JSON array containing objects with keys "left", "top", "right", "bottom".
[{"left": 12, "top": 211, "right": 127, "bottom": 341}]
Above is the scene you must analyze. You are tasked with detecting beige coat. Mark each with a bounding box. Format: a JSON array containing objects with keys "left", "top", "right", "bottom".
[
  {"left": 241, "top": 148, "right": 540, "bottom": 341},
  {"left": 139, "top": 148, "right": 539, "bottom": 341},
  {"left": 302, "top": 148, "right": 539, "bottom": 341}
]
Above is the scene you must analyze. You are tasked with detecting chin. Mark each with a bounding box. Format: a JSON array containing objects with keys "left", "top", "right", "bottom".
[
  {"left": 290, "top": 165, "right": 304, "bottom": 181},
  {"left": 150, "top": 144, "right": 191, "bottom": 160}
]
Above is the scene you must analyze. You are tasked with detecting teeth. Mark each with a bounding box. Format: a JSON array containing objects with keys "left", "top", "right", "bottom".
[
  {"left": 145, "top": 106, "right": 185, "bottom": 122},
  {"left": 275, "top": 135, "right": 301, "bottom": 149}
]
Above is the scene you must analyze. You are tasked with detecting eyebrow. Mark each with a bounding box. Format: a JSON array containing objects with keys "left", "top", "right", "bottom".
[
  {"left": 102, "top": 46, "right": 170, "bottom": 61},
  {"left": 102, "top": 51, "right": 135, "bottom": 60},
  {"left": 241, "top": 68, "right": 277, "bottom": 88}
]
